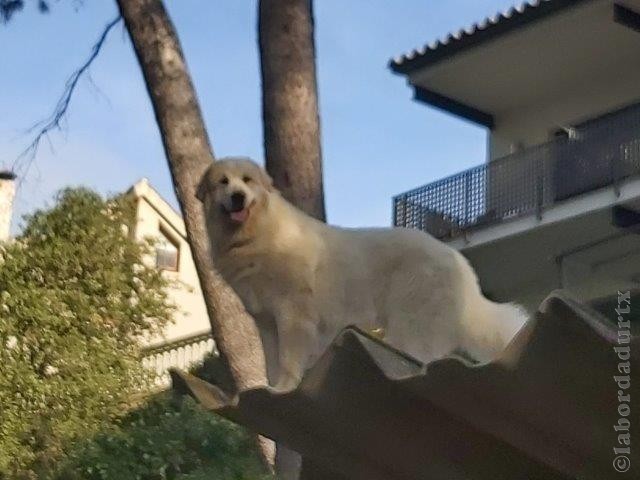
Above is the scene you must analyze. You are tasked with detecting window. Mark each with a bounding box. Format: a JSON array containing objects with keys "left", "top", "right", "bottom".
[{"left": 156, "top": 226, "right": 180, "bottom": 271}]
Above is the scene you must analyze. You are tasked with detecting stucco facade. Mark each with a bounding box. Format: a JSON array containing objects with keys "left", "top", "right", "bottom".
[
  {"left": 129, "top": 179, "right": 211, "bottom": 347},
  {"left": 489, "top": 65, "right": 640, "bottom": 161},
  {"left": 128, "top": 179, "right": 214, "bottom": 385},
  {"left": 0, "top": 172, "right": 16, "bottom": 242}
]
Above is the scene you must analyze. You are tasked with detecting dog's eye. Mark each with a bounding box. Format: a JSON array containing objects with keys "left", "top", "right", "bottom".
[
  {"left": 242, "top": 176, "right": 252, "bottom": 183},
  {"left": 220, "top": 176, "right": 229, "bottom": 185}
]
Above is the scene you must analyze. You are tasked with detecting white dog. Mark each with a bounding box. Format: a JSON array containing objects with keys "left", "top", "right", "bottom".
[{"left": 197, "top": 157, "right": 527, "bottom": 390}]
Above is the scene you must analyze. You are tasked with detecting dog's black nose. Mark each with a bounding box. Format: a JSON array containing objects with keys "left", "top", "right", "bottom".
[{"left": 230, "top": 192, "right": 246, "bottom": 211}]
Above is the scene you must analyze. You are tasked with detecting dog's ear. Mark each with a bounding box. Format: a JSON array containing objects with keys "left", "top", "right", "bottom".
[
  {"left": 259, "top": 168, "right": 275, "bottom": 192},
  {"left": 195, "top": 168, "right": 211, "bottom": 202}
]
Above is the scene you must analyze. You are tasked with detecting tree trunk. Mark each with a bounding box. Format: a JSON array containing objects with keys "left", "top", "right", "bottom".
[
  {"left": 259, "top": 0, "right": 325, "bottom": 221},
  {"left": 258, "top": 1, "right": 325, "bottom": 478},
  {"left": 115, "top": 0, "right": 273, "bottom": 468}
]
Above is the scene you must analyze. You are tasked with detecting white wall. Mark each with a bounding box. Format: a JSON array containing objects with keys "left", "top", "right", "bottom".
[
  {"left": 131, "top": 180, "right": 211, "bottom": 347},
  {"left": 489, "top": 68, "right": 640, "bottom": 160},
  {"left": 0, "top": 175, "right": 16, "bottom": 242},
  {"left": 463, "top": 205, "right": 640, "bottom": 319}
]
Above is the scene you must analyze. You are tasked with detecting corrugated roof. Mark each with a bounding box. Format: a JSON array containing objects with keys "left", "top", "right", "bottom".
[
  {"left": 172, "top": 291, "right": 639, "bottom": 479},
  {"left": 390, "top": 0, "right": 591, "bottom": 75}
]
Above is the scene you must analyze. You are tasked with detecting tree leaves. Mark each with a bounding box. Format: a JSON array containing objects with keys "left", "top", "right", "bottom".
[
  {"left": 54, "top": 395, "right": 270, "bottom": 480},
  {"left": 0, "top": 188, "right": 174, "bottom": 477}
]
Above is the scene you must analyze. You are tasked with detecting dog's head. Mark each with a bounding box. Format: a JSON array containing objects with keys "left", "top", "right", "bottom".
[{"left": 196, "top": 157, "right": 274, "bottom": 227}]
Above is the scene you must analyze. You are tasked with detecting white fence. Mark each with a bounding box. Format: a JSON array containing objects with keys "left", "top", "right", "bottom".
[{"left": 142, "top": 331, "right": 215, "bottom": 388}]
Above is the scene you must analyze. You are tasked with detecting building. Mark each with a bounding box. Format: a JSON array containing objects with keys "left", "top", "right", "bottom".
[
  {"left": 390, "top": 0, "right": 640, "bottom": 320},
  {"left": 128, "top": 179, "right": 214, "bottom": 385},
  {"left": 0, "top": 171, "right": 17, "bottom": 242},
  {"left": 0, "top": 175, "right": 213, "bottom": 384}
]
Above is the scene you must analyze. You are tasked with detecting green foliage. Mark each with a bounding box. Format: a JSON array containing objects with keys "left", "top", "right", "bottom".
[
  {"left": 53, "top": 394, "right": 269, "bottom": 480},
  {"left": 0, "top": 188, "right": 174, "bottom": 478}
]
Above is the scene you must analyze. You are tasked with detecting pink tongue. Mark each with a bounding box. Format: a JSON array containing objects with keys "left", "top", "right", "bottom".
[{"left": 230, "top": 209, "right": 249, "bottom": 223}]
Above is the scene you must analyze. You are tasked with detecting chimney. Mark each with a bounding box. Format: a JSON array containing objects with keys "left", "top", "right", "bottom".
[{"left": 0, "top": 171, "right": 17, "bottom": 242}]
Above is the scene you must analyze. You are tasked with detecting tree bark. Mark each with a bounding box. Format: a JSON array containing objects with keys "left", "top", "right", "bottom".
[
  {"left": 259, "top": 0, "right": 326, "bottom": 221},
  {"left": 115, "top": 0, "right": 273, "bottom": 467},
  {"left": 258, "top": 1, "right": 325, "bottom": 478}
]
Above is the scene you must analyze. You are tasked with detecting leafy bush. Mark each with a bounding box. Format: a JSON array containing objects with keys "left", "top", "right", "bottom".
[
  {"left": 53, "top": 394, "right": 269, "bottom": 480},
  {"left": 0, "top": 188, "right": 174, "bottom": 478}
]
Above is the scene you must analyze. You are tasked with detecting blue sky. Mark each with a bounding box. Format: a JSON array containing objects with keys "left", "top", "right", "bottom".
[{"left": 1, "top": 0, "right": 515, "bottom": 229}]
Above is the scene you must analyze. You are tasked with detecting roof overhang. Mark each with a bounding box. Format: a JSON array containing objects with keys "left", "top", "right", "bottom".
[
  {"left": 128, "top": 178, "right": 187, "bottom": 238},
  {"left": 390, "top": 0, "right": 640, "bottom": 127}
]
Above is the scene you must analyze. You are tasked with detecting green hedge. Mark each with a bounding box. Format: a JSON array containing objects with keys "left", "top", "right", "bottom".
[{"left": 53, "top": 394, "right": 269, "bottom": 480}]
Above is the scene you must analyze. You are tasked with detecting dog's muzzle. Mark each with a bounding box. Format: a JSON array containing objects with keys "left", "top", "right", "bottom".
[
  {"left": 229, "top": 192, "right": 245, "bottom": 211},
  {"left": 226, "top": 191, "right": 250, "bottom": 223}
]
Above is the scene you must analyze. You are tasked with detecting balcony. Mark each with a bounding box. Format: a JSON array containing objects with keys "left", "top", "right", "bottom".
[
  {"left": 393, "top": 102, "right": 640, "bottom": 241},
  {"left": 143, "top": 330, "right": 215, "bottom": 388}
]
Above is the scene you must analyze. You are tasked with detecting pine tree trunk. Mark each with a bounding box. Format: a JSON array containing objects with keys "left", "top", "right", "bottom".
[
  {"left": 259, "top": 0, "right": 326, "bottom": 221},
  {"left": 115, "top": 0, "right": 273, "bottom": 468},
  {"left": 258, "top": 1, "right": 325, "bottom": 478}
]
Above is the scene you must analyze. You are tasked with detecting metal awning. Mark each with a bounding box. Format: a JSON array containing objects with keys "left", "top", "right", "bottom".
[{"left": 172, "top": 291, "right": 639, "bottom": 479}]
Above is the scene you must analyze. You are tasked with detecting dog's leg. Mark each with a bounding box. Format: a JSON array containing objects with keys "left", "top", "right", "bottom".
[
  {"left": 255, "top": 314, "right": 281, "bottom": 386},
  {"left": 273, "top": 300, "right": 319, "bottom": 391}
]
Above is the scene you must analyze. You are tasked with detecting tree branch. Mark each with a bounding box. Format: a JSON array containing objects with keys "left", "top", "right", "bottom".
[
  {"left": 116, "top": 0, "right": 273, "bottom": 468},
  {"left": 13, "top": 15, "right": 122, "bottom": 174}
]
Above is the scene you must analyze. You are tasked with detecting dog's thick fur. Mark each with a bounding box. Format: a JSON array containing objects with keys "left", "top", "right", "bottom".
[{"left": 198, "top": 157, "right": 527, "bottom": 389}]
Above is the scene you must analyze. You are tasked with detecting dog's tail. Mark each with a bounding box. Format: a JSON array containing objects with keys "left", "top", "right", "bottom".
[
  {"left": 455, "top": 252, "right": 530, "bottom": 362},
  {"left": 488, "top": 300, "right": 529, "bottom": 344},
  {"left": 460, "top": 291, "right": 530, "bottom": 363}
]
